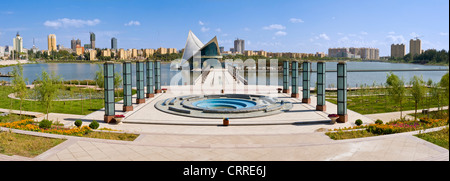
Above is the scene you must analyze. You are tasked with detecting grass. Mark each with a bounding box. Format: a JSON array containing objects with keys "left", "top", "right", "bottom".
[
  {"left": 0, "top": 86, "right": 123, "bottom": 115},
  {"left": 326, "top": 87, "right": 448, "bottom": 115},
  {"left": 326, "top": 130, "right": 378, "bottom": 140},
  {"left": 326, "top": 117, "right": 448, "bottom": 140},
  {"left": 0, "top": 131, "right": 66, "bottom": 157},
  {"left": 84, "top": 131, "right": 139, "bottom": 141},
  {"left": 415, "top": 127, "right": 449, "bottom": 149}
]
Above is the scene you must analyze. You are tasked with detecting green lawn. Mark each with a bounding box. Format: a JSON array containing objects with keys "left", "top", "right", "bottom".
[
  {"left": 415, "top": 127, "right": 449, "bottom": 149},
  {"left": 0, "top": 131, "right": 66, "bottom": 157},
  {"left": 0, "top": 86, "right": 122, "bottom": 115},
  {"left": 326, "top": 88, "right": 448, "bottom": 115}
]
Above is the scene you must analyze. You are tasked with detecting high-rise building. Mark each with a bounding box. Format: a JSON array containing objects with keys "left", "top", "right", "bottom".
[
  {"left": 410, "top": 39, "right": 422, "bottom": 56},
  {"left": 47, "top": 34, "right": 57, "bottom": 52},
  {"left": 111, "top": 37, "right": 117, "bottom": 50},
  {"left": 90, "top": 32, "right": 96, "bottom": 49},
  {"left": 391, "top": 44, "right": 406, "bottom": 58},
  {"left": 76, "top": 39, "right": 81, "bottom": 46},
  {"left": 13, "top": 32, "right": 23, "bottom": 53},
  {"left": 329, "top": 47, "right": 379, "bottom": 60},
  {"left": 234, "top": 38, "right": 245, "bottom": 54},
  {"left": 219, "top": 46, "right": 224, "bottom": 53},
  {"left": 71, "top": 39, "right": 77, "bottom": 51}
]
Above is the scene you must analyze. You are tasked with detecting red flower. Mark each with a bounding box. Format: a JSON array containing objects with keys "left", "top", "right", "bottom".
[
  {"left": 328, "top": 114, "right": 339, "bottom": 118},
  {"left": 114, "top": 115, "right": 125, "bottom": 118}
]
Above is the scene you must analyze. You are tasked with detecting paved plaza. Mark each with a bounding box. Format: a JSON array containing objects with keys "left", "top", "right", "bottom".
[
  {"left": 0, "top": 69, "right": 448, "bottom": 161},
  {"left": 1, "top": 90, "right": 448, "bottom": 161}
]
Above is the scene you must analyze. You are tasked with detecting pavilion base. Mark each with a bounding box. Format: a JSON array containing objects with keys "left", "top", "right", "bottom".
[
  {"left": 136, "top": 99, "right": 145, "bottom": 104},
  {"left": 302, "top": 98, "right": 311, "bottom": 104},
  {"left": 337, "top": 114, "right": 348, "bottom": 123},
  {"left": 123, "top": 105, "right": 133, "bottom": 112},
  {"left": 291, "top": 93, "right": 299, "bottom": 98},
  {"left": 155, "top": 89, "right": 162, "bottom": 93},
  {"left": 146, "top": 93, "right": 154, "bottom": 98},
  {"left": 104, "top": 115, "right": 114, "bottom": 123},
  {"left": 316, "top": 105, "right": 326, "bottom": 111},
  {"left": 283, "top": 89, "right": 290, "bottom": 94}
]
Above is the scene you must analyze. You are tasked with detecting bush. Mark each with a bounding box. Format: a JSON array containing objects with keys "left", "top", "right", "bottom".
[
  {"left": 355, "top": 119, "right": 363, "bottom": 126},
  {"left": 89, "top": 120, "right": 99, "bottom": 129},
  {"left": 375, "top": 119, "right": 383, "bottom": 125},
  {"left": 39, "top": 119, "right": 52, "bottom": 129},
  {"left": 74, "top": 120, "right": 82, "bottom": 128}
]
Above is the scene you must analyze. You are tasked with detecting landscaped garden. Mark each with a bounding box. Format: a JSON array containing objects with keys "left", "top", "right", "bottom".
[
  {"left": 326, "top": 109, "right": 449, "bottom": 149},
  {"left": 0, "top": 119, "right": 139, "bottom": 141}
]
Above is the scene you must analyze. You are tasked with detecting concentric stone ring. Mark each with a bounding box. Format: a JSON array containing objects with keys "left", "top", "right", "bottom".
[{"left": 154, "top": 94, "right": 293, "bottom": 119}]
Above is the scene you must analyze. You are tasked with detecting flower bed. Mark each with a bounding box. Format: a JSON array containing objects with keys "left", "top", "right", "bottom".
[
  {"left": 0, "top": 119, "right": 92, "bottom": 137},
  {"left": 326, "top": 117, "right": 449, "bottom": 140}
]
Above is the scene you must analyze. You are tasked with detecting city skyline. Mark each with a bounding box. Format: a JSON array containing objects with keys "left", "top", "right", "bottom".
[{"left": 0, "top": 0, "right": 448, "bottom": 56}]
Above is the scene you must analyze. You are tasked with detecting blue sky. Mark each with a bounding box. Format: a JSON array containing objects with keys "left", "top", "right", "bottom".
[{"left": 0, "top": 0, "right": 448, "bottom": 56}]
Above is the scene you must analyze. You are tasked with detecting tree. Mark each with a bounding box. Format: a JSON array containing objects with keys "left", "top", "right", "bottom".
[
  {"left": 409, "top": 75, "right": 426, "bottom": 120},
  {"left": 386, "top": 73, "right": 406, "bottom": 120},
  {"left": 11, "top": 62, "right": 29, "bottom": 117},
  {"left": 34, "top": 70, "right": 62, "bottom": 120},
  {"left": 113, "top": 72, "right": 122, "bottom": 98},
  {"left": 439, "top": 72, "right": 449, "bottom": 116},
  {"left": 94, "top": 64, "right": 104, "bottom": 88}
]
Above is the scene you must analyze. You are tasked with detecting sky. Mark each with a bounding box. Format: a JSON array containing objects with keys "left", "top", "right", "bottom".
[{"left": 0, "top": 0, "right": 448, "bottom": 56}]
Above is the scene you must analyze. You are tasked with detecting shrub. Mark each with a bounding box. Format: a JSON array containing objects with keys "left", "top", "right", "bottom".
[
  {"left": 39, "top": 119, "right": 52, "bottom": 129},
  {"left": 89, "top": 120, "right": 99, "bottom": 129},
  {"left": 74, "top": 120, "right": 82, "bottom": 128},
  {"left": 375, "top": 119, "right": 383, "bottom": 125},
  {"left": 355, "top": 119, "right": 363, "bottom": 126}
]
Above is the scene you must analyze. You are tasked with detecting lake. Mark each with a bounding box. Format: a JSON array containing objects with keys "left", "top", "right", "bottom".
[{"left": 0, "top": 61, "right": 448, "bottom": 88}]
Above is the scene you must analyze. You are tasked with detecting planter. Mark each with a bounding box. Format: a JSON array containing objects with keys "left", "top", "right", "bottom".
[
  {"left": 277, "top": 88, "right": 282, "bottom": 93},
  {"left": 114, "top": 118, "right": 123, "bottom": 124},
  {"left": 162, "top": 88, "right": 167, "bottom": 93},
  {"left": 329, "top": 117, "right": 338, "bottom": 124}
]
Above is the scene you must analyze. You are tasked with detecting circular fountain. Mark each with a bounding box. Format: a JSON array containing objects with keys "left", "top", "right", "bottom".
[{"left": 154, "top": 94, "right": 293, "bottom": 119}]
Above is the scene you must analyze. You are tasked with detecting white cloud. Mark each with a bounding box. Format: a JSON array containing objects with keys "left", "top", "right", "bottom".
[
  {"left": 289, "top": 18, "right": 304, "bottom": 23},
  {"left": 360, "top": 31, "right": 368, "bottom": 35},
  {"left": 263, "top": 24, "right": 286, "bottom": 30},
  {"left": 244, "top": 27, "right": 251, "bottom": 31},
  {"left": 319, "top": 33, "right": 330, "bottom": 40},
  {"left": 386, "top": 34, "right": 405, "bottom": 43},
  {"left": 199, "top": 21, "right": 204, "bottom": 25},
  {"left": 124, "top": 21, "right": 140, "bottom": 26},
  {"left": 439, "top": 32, "right": 449, "bottom": 36},
  {"left": 388, "top": 31, "right": 396, "bottom": 35},
  {"left": 215, "top": 28, "right": 222, "bottom": 33},
  {"left": 275, "top": 31, "right": 287, "bottom": 36},
  {"left": 201, "top": 27, "right": 210, "bottom": 32},
  {"left": 44, "top": 18, "right": 100, "bottom": 29}
]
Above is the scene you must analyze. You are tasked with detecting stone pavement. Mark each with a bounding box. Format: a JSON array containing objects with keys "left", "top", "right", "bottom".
[{"left": 0, "top": 89, "right": 448, "bottom": 161}]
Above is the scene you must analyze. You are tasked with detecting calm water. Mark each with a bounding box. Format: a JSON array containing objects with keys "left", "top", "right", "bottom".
[{"left": 0, "top": 61, "right": 448, "bottom": 88}]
